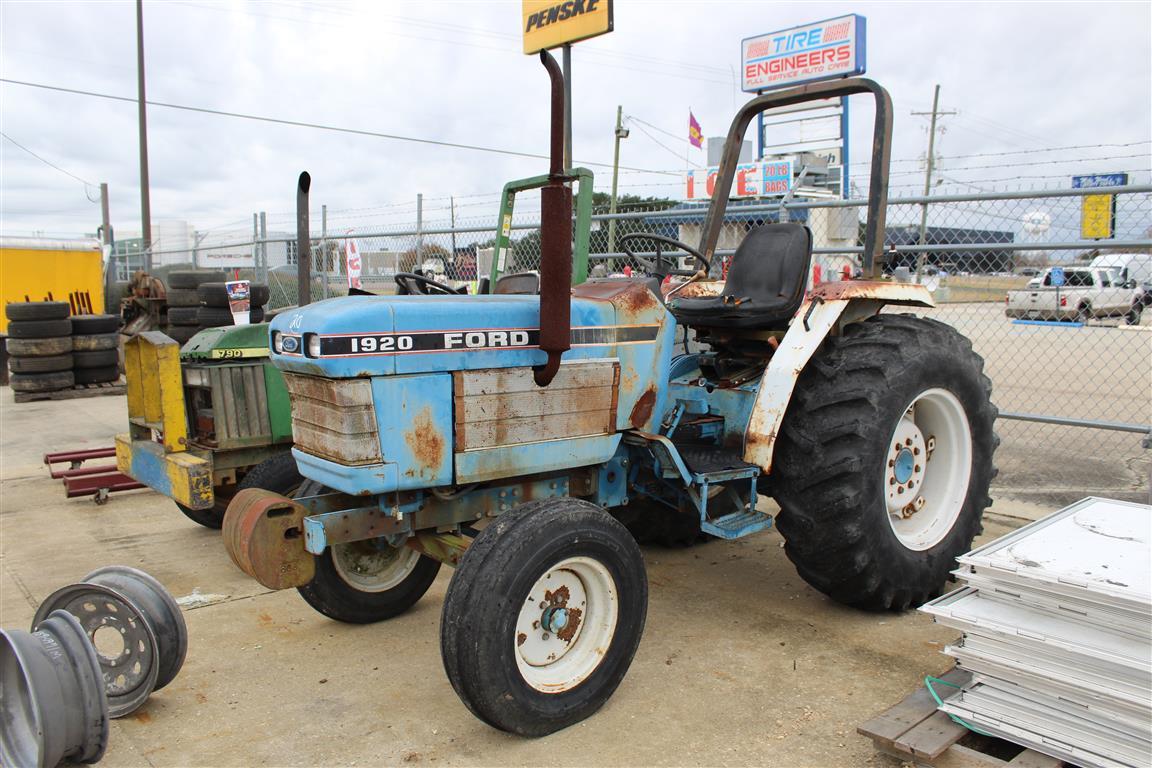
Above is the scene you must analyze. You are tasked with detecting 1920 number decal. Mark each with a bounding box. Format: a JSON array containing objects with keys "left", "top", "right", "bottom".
[{"left": 350, "top": 335, "right": 413, "bottom": 353}]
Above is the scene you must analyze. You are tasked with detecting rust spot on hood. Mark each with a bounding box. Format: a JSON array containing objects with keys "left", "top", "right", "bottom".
[
  {"left": 629, "top": 387, "right": 657, "bottom": 429},
  {"left": 405, "top": 407, "right": 445, "bottom": 471}
]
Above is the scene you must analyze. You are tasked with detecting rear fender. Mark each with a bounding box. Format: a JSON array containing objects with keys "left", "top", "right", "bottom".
[{"left": 743, "top": 281, "right": 933, "bottom": 474}]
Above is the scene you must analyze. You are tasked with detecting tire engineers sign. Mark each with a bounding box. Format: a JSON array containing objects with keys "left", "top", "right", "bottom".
[
  {"left": 742, "top": 14, "right": 866, "bottom": 92},
  {"left": 522, "top": 0, "right": 613, "bottom": 54}
]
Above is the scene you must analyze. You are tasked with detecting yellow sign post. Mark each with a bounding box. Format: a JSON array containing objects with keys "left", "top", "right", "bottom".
[
  {"left": 522, "top": 0, "right": 613, "bottom": 54},
  {"left": 1080, "top": 193, "right": 1115, "bottom": 240}
]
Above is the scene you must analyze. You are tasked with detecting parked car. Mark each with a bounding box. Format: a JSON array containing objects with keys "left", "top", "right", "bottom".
[
  {"left": 1089, "top": 252, "right": 1152, "bottom": 287},
  {"left": 1005, "top": 266, "right": 1136, "bottom": 322}
]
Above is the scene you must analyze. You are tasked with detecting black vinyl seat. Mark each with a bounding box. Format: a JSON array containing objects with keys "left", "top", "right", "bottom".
[{"left": 668, "top": 223, "right": 813, "bottom": 330}]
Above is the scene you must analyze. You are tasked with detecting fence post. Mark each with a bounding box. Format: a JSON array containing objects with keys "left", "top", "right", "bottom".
[
  {"left": 258, "top": 212, "right": 268, "bottom": 283},
  {"left": 321, "top": 204, "right": 329, "bottom": 299},
  {"left": 416, "top": 193, "right": 424, "bottom": 265}
]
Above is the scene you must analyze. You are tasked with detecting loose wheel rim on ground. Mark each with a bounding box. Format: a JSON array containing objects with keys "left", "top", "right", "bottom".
[
  {"left": 885, "top": 388, "right": 972, "bottom": 551},
  {"left": 331, "top": 540, "right": 421, "bottom": 593},
  {"left": 513, "top": 555, "right": 619, "bottom": 693}
]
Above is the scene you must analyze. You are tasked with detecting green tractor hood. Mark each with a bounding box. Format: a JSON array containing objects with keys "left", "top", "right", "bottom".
[{"left": 181, "top": 323, "right": 272, "bottom": 361}]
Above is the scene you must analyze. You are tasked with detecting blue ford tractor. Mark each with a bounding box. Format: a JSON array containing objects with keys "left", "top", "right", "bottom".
[{"left": 223, "top": 54, "right": 996, "bottom": 737}]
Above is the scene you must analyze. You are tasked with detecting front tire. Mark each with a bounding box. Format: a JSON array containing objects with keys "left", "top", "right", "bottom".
[
  {"left": 440, "top": 498, "right": 647, "bottom": 737},
  {"left": 771, "top": 314, "right": 997, "bottom": 611},
  {"left": 295, "top": 482, "right": 441, "bottom": 623}
]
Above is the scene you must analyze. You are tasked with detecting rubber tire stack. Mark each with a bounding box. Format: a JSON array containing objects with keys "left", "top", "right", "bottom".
[
  {"left": 70, "top": 314, "right": 121, "bottom": 385},
  {"left": 196, "top": 282, "right": 269, "bottom": 328},
  {"left": 5, "top": 302, "right": 76, "bottom": 394},
  {"left": 165, "top": 271, "right": 227, "bottom": 345}
]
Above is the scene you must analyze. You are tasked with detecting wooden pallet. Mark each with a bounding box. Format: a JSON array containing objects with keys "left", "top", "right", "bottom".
[
  {"left": 858, "top": 668, "right": 1070, "bottom": 768},
  {"left": 13, "top": 378, "right": 126, "bottom": 403}
]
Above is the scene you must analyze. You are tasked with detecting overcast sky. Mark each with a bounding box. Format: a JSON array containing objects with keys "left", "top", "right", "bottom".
[{"left": 1, "top": 0, "right": 1149, "bottom": 243}]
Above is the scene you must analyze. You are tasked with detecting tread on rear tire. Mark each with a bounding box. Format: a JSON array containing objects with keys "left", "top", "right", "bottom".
[{"left": 771, "top": 314, "right": 998, "bottom": 612}]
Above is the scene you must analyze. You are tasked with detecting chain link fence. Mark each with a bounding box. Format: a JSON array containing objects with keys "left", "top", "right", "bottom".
[{"left": 142, "top": 185, "right": 1152, "bottom": 501}]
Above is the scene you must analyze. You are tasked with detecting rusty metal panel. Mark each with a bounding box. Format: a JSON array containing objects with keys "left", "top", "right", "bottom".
[
  {"left": 283, "top": 373, "right": 382, "bottom": 465},
  {"left": 454, "top": 360, "right": 617, "bottom": 451},
  {"left": 372, "top": 373, "right": 453, "bottom": 490},
  {"left": 222, "top": 488, "right": 315, "bottom": 590}
]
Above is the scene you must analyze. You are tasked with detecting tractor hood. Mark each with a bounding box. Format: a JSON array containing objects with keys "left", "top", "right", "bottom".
[
  {"left": 268, "top": 283, "right": 670, "bottom": 379},
  {"left": 181, "top": 322, "right": 273, "bottom": 361}
]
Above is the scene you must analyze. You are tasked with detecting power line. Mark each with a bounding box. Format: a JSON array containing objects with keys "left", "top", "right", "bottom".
[
  {"left": 847, "top": 140, "right": 1151, "bottom": 167},
  {"left": 1, "top": 130, "right": 101, "bottom": 201},
  {"left": 629, "top": 122, "right": 689, "bottom": 165},
  {"left": 0, "top": 77, "right": 682, "bottom": 177}
]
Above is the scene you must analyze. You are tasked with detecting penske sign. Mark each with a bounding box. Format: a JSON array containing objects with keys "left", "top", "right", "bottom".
[
  {"left": 742, "top": 14, "right": 866, "bottom": 92},
  {"left": 522, "top": 0, "right": 613, "bottom": 54}
]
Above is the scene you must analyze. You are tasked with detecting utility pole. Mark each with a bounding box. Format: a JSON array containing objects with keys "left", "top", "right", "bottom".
[
  {"left": 416, "top": 193, "right": 424, "bottom": 267},
  {"left": 607, "top": 105, "right": 629, "bottom": 254},
  {"left": 911, "top": 85, "right": 956, "bottom": 279},
  {"left": 136, "top": 0, "right": 153, "bottom": 272}
]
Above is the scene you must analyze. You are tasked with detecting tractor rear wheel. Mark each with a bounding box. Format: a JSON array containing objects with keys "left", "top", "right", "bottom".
[
  {"left": 771, "top": 314, "right": 997, "bottom": 611},
  {"left": 440, "top": 498, "right": 647, "bottom": 736},
  {"left": 295, "top": 481, "right": 441, "bottom": 624}
]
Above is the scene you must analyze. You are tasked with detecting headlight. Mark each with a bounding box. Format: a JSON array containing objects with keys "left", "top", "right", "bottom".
[
  {"left": 306, "top": 333, "right": 321, "bottom": 358},
  {"left": 272, "top": 331, "right": 283, "bottom": 354},
  {"left": 183, "top": 367, "right": 210, "bottom": 387}
]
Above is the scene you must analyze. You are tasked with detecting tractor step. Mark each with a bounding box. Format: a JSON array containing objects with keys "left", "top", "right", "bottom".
[{"left": 701, "top": 509, "right": 773, "bottom": 540}]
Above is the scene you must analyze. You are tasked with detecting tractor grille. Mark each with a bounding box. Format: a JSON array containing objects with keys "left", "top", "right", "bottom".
[
  {"left": 282, "top": 373, "right": 382, "bottom": 465},
  {"left": 185, "top": 362, "right": 273, "bottom": 448}
]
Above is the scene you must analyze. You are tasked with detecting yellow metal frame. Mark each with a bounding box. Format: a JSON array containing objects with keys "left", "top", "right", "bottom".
[{"left": 124, "top": 331, "right": 188, "bottom": 453}]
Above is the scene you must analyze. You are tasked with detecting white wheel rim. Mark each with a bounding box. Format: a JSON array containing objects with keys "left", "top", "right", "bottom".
[
  {"left": 331, "top": 540, "right": 420, "bottom": 593},
  {"left": 513, "top": 556, "right": 619, "bottom": 693},
  {"left": 884, "top": 388, "right": 972, "bottom": 551}
]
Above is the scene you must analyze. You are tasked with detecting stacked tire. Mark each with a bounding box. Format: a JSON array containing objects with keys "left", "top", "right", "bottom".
[
  {"left": 70, "top": 314, "right": 121, "bottom": 385},
  {"left": 5, "top": 302, "right": 75, "bottom": 395},
  {"left": 165, "top": 271, "right": 227, "bottom": 345},
  {"left": 195, "top": 282, "right": 268, "bottom": 328}
]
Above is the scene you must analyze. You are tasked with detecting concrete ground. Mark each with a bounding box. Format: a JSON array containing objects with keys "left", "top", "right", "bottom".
[{"left": 2, "top": 384, "right": 1131, "bottom": 768}]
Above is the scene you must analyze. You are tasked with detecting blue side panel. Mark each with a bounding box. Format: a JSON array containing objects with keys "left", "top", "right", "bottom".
[
  {"left": 372, "top": 373, "right": 453, "bottom": 490},
  {"left": 292, "top": 447, "right": 398, "bottom": 497},
  {"left": 455, "top": 434, "right": 622, "bottom": 484},
  {"left": 668, "top": 354, "right": 762, "bottom": 447},
  {"left": 614, "top": 313, "right": 676, "bottom": 431}
]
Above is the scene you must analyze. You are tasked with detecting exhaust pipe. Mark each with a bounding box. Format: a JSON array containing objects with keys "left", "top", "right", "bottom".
[
  {"left": 297, "top": 171, "right": 312, "bottom": 307},
  {"left": 534, "top": 50, "right": 572, "bottom": 387}
]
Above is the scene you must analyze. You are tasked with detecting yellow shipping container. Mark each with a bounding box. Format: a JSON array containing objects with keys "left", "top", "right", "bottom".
[{"left": 0, "top": 236, "right": 105, "bottom": 334}]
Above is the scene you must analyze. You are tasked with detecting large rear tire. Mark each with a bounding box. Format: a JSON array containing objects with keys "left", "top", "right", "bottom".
[
  {"left": 295, "top": 480, "right": 441, "bottom": 624},
  {"left": 771, "top": 314, "right": 998, "bottom": 611},
  {"left": 440, "top": 498, "right": 647, "bottom": 736}
]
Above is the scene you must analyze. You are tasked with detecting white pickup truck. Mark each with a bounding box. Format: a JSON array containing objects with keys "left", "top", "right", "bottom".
[{"left": 1005, "top": 266, "right": 1134, "bottom": 322}]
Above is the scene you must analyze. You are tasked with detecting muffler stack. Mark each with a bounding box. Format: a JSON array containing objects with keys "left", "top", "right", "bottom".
[{"left": 1, "top": 566, "right": 188, "bottom": 767}]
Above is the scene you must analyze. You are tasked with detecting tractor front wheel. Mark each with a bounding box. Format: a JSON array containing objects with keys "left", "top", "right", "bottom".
[
  {"left": 771, "top": 314, "right": 998, "bottom": 611},
  {"left": 440, "top": 498, "right": 647, "bottom": 736},
  {"left": 295, "top": 482, "right": 441, "bottom": 624}
]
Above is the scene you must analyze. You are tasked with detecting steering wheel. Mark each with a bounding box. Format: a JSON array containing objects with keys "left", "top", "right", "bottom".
[
  {"left": 394, "top": 272, "right": 459, "bottom": 296},
  {"left": 617, "top": 233, "right": 711, "bottom": 277}
]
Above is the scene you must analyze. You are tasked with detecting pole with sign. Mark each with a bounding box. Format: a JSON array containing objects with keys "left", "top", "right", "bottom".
[
  {"left": 522, "top": 0, "right": 613, "bottom": 170},
  {"left": 1073, "top": 173, "right": 1127, "bottom": 240}
]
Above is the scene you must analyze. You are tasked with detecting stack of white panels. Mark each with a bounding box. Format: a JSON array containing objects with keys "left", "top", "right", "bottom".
[{"left": 921, "top": 497, "right": 1152, "bottom": 768}]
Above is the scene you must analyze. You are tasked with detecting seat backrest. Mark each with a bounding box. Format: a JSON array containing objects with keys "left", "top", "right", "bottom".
[
  {"left": 721, "top": 223, "right": 813, "bottom": 308},
  {"left": 493, "top": 272, "right": 541, "bottom": 295}
]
